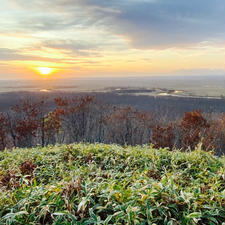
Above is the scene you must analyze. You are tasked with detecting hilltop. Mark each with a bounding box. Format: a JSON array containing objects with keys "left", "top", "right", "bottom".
[{"left": 0, "top": 144, "right": 225, "bottom": 224}]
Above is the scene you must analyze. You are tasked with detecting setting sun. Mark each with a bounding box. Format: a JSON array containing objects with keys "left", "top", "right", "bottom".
[{"left": 37, "top": 67, "right": 53, "bottom": 75}]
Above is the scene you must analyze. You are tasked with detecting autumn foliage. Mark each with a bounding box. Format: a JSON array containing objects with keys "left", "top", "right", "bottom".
[
  {"left": 151, "top": 123, "right": 175, "bottom": 150},
  {"left": 0, "top": 95, "right": 225, "bottom": 154},
  {"left": 180, "top": 110, "right": 209, "bottom": 150},
  {"left": 0, "top": 113, "right": 9, "bottom": 150}
]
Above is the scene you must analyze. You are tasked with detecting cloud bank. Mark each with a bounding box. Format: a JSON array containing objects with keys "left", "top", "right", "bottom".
[{"left": 7, "top": 0, "right": 225, "bottom": 49}]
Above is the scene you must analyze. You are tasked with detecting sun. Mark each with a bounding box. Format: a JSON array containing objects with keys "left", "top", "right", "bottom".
[{"left": 37, "top": 67, "right": 53, "bottom": 75}]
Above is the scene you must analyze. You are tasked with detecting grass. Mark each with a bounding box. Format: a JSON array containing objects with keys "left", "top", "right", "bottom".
[{"left": 0, "top": 143, "right": 225, "bottom": 225}]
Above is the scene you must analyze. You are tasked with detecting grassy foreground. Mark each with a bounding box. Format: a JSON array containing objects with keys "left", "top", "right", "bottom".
[{"left": 0, "top": 144, "right": 225, "bottom": 225}]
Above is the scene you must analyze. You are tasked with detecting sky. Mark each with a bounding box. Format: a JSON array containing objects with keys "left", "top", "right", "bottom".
[{"left": 0, "top": 0, "right": 224, "bottom": 80}]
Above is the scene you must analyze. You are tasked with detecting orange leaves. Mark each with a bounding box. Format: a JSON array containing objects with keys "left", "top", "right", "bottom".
[
  {"left": 181, "top": 110, "right": 208, "bottom": 131},
  {"left": 54, "top": 97, "right": 71, "bottom": 107},
  {"left": 0, "top": 170, "right": 20, "bottom": 189},
  {"left": 151, "top": 123, "right": 175, "bottom": 150},
  {"left": 19, "top": 160, "right": 37, "bottom": 176},
  {"left": 15, "top": 120, "right": 39, "bottom": 138},
  {"left": 54, "top": 96, "right": 95, "bottom": 113},
  {"left": 181, "top": 110, "right": 209, "bottom": 149},
  {"left": 11, "top": 100, "right": 43, "bottom": 143},
  {"left": 105, "top": 107, "right": 149, "bottom": 125},
  {"left": 12, "top": 100, "right": 44, "bottom": 118},
  {"left": 0, "top": 113, "right": 9, "bottom": 150}
]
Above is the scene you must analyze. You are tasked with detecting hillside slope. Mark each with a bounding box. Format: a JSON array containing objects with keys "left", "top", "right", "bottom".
[{"left": 0, "top": 144, "right": 225, "bottom": 224}]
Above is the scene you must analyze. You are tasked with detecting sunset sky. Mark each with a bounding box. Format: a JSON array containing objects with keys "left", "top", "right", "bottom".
[{"left": 0, "top": 0, "right": 224, "bottom": 79}]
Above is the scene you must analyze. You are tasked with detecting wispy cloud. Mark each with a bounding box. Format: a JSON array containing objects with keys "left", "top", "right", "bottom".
[
  {"left": 7, "top": 0, "right": 224, "bottom": 48},
  {"left": 0, "top": 48, "right": 64, "bottom": 62},
  {"left": 74, "top": 0, "right": 225, "bottom": 48}
]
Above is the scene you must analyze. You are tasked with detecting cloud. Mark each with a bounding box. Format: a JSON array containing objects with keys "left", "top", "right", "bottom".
[
  {"left": 5, "top": 0, "right": 225, "bottom": 49},
  {"left": 0, "top": 48, "right": 102, "bottom": 68},
  {"left": 118, "top": 0, "right": 225, "bottom": 48},
  {"left": 0, "top": 48, "right": 62, "bottom": 62},
  {"left": 73, "top": 0, "right": 225, "bottom": 48},
  {"left": 41, "top": 40, "right": 100, "bottom": 56},
  {"left": 0, "top": 48, "right": 30, "bottom": 61}
]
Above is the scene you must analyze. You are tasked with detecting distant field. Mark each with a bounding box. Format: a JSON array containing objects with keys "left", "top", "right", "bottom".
[
  {"left": 0, "top": 144, "right": 225, "bottom": 224},
  {"left": 0, "top": 75, "right": 225, "bottom": 97}
]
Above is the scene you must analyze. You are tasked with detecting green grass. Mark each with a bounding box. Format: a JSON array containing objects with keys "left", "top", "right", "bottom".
[{"left": 0, "top": 143, "right": 225, "bottom": 225}]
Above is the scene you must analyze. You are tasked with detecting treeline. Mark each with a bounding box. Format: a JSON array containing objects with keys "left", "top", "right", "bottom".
[{"left": 0, "top": 95, "right": 225, "bottom": 155}]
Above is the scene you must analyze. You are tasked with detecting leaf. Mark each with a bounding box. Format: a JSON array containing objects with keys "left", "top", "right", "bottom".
[
  {"left": 77, "top": 198, "right": 88, "bottom": 212},
  {"left": 104, "top": 215, "right": 113, "bottom": 224},
  {"left": 53, "top": 212, "right": 66, "bottom": 216},
  {"left": 89, "top": 208, "right": 97, "bottom": 222},
  {"left": 208, "top": 217, "right": 218, "bottom": 224},
  {"left": 187, "top": 212, "right": 202, "bottom": 219}
]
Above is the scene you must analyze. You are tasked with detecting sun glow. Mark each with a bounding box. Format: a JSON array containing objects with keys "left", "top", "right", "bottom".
[{"left": 37, "top": 67, "right": 53, "bottom": 75}]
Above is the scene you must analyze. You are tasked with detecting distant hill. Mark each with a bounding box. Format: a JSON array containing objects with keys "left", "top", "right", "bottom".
[{"left": 0, "top": 144, "right": 225, "bottom": 224}]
